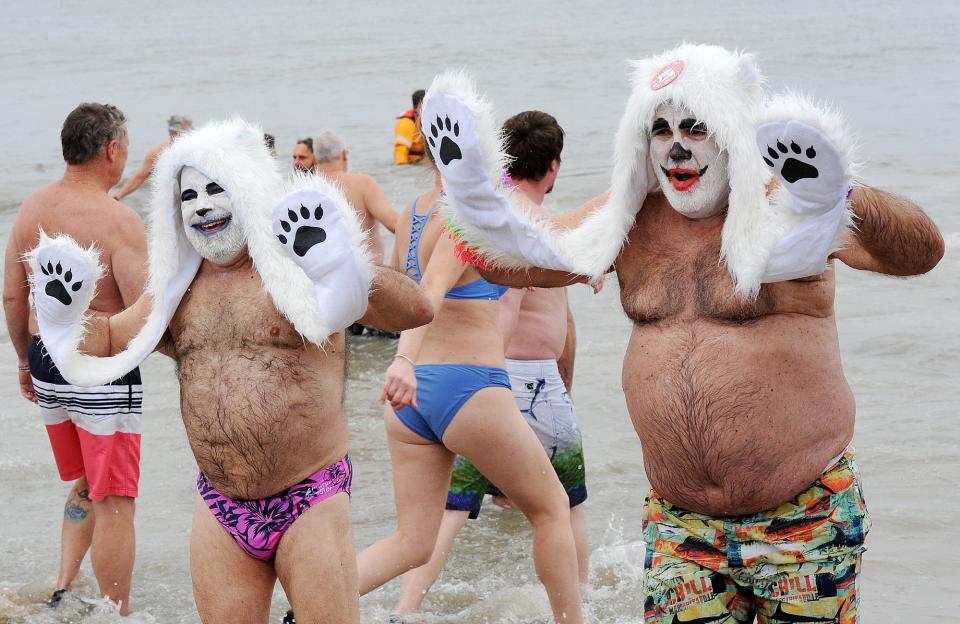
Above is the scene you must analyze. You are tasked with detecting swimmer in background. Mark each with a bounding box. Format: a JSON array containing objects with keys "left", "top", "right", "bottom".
[
  {"left": 394, "top": 89, "right": 425, "bottom": 165},
  {"left": 314, "top": 131, "right": 398, "bottom": 265},
  {"left": 292, "top": 137, "right": 316, "bottom": 172}
]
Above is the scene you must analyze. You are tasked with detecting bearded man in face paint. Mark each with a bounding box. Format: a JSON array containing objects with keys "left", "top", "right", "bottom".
[
  {"left": 420, "top": 46, "right": 944, "bottom": 623},
  {"left": 26, "top": 120, "right": 434, "bottom": 623}
]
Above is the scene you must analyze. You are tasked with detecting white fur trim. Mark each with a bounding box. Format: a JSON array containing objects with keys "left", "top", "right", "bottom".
[
  {"left": 37, "top": 118, "right": 363, "bottom": 386},
  {"left": 424, "top": 71, "right": 577, "bottom": 273},
  {"left": 267, "top": 172, "right": 374, "bottom": 343},
  {"left": 758, "top": 93, "right": 856, "bottom": 280}
]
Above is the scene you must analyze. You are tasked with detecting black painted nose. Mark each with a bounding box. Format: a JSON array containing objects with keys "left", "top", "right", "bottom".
[
  {"left": 669, "top": 142, "right": 692, "bottom": 162},
  {"left": 195, "top": 208, "right": 212, "bottom": 217}
]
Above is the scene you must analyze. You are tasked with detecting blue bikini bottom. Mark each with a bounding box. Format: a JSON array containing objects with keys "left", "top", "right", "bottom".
[{"left": 395, "top": 364, "right": 511, "bottom": 443}]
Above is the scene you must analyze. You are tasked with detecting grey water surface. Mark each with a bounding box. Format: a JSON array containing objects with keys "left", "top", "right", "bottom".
[{"left": 0, "top": 1, "right": 957, "bottom": 622}]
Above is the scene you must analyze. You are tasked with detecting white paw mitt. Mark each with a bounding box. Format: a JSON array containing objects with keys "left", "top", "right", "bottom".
[
  {"left": 756, "top": 94, "right": 854, "bottom": 282},
  {"left": 423, "top": 70, "right": 570, "bottom": 272},
  {"left": 26, "top": 231, "right": 103, "bottom": 367},
  {"left": 272, "top": 185, "right": 372, "bottom": 335}
]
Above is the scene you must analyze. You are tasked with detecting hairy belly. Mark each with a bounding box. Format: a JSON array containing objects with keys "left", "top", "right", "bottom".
[
  {"left": 624, "top": 319, "right": 855, "bottom": 516},
  {"left": 176, "top": 347, "right": 347, "bottom": 500}
]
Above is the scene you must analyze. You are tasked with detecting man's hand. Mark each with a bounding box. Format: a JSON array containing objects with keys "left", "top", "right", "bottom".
[
  {"left": 18, "top": 366, "right": 36, "bottom": 403},
  {"left": 380, "top": 355, "right": 417, "bottom": 411}
]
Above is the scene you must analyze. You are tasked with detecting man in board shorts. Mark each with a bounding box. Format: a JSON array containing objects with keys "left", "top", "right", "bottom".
[{"left": 3, "top": 103, "right": 147, "bottom": 613}]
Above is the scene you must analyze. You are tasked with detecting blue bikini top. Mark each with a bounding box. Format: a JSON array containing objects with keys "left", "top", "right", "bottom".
[{"left": 404, "top": 195, "right": 508, "bottom": 301}]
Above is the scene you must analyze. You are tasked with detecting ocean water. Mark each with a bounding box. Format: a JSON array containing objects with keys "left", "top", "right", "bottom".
[{"left": 0, "top": 1, "right": 957, "bottom": 622}]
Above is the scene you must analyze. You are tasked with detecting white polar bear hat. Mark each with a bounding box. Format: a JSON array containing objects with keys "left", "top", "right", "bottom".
[
  {"left": 606, "top": 43, "right": 852, "bottom": 298},
  {"left": 29, "top": 118, "right": 370, "bottom": 387}
]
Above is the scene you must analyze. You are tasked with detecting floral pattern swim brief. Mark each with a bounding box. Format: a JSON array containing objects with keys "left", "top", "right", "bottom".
[{"left": 197, "top": 455, "right": 352, "bottom": 561}]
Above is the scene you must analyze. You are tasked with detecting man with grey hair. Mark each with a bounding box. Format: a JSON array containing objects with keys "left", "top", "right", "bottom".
[
  {"left": 113, "top": 114, "right": 193, "bottom": 200},
  {"left": 314, "top": 131, "right": 398, "bottom": 265},
  {"left": 3, "top": 102, "right": 147, "bottom": 613}
]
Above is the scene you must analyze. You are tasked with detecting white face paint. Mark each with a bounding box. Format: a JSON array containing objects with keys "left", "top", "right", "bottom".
[
  {"left": 179, "top": 166, "right": 245, "bottom": 264},
  {"left": 649, "top": 103, "right": 729, "bottom": 219}
]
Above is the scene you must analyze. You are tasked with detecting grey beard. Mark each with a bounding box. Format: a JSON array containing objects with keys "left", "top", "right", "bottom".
[{"left": 184, "top": 225, "right": 246, "bottom": 264}]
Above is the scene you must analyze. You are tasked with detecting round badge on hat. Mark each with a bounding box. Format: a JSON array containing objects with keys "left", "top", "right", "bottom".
[{"left": 651, "top": 60, "right": 684, "bottom": 91}]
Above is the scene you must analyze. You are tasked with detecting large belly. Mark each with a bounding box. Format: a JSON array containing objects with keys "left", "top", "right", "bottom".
[
  {"left": 177, "top": 346, "right": 347, "bottom": 499},
  {"left": 624, "top": 317, "right": 855, "bottom": 516}
]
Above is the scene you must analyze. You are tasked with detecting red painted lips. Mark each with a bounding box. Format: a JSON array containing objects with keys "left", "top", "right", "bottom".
[{"left": 661, "top": 166, "right": 708, "bottom": 192}]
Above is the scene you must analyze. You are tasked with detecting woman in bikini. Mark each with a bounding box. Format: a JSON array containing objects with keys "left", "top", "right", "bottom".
[{"left": 356, "top": 154, "right": 584, "bottom": 624}]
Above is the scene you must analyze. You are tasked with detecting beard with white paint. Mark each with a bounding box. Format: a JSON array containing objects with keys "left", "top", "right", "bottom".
[
  {"left": 650, "top": 103, "right": 730, "bottom": 219},
  {"left": 179, "top": 166, "right": 246, "bottom": 264}
]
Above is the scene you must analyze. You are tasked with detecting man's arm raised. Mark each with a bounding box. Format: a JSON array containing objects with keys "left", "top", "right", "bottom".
[
  {"left": 474, "top": 193, "right": 610, "bottom": 289},
  {"left": 834, "top": 186, "right": 944, "bottom": 276}
]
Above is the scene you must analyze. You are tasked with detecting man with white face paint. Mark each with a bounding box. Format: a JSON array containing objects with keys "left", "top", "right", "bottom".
[
  {"left": 649, "top": 103, "right": 729, "bottom": 220},
  {"left": 418, "top": 45, "right": 944, "bottom": 623},
  {"left": 179, "top": 167, "right": 246, "bottom": 264},
  {"left": 26, "top": 119, "right": 434, "bottom": 623}
]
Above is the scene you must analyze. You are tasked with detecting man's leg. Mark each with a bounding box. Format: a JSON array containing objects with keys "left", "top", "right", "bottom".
[
  {"left": 396, "top": 509, "right": 470, "bottom": 615},
  {"left": 190, "top": 493, "right": 276, "bottom": 624},
  {"left": 569, "top": 505, "right": 589, "bottom": 586},
  {"left": 442, "top": 387, "right": 583, "bottom": 624},
  {"left": 356, "top": 406, "right": 456, "bottom": 595},
  {"left": 275, "top": 492, "right": 359, "bottom": 624},
  {"left": 55, "top": 478, "right": 94, "bottom": 592},
  {"left": 89, "top": 495, "right": 135, "bottom": 614}
]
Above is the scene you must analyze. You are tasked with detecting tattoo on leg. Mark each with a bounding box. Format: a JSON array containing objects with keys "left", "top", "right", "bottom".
[{"left": 64, "top": 488, "right": 91, "bottom": 524}]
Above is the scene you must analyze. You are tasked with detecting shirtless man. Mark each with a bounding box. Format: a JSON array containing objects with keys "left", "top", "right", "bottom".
[
  {"left": 394, "top": 111, "right": 589, "bottom": 618},
  {"left": 27, "top": 119, "right": 433, "bottom": 623},
  {"left": 113, "top": 114, "right": 191, "bottom": 200},
  {"left": 422, "top": 47, "right": 944, "bottom": 622},
  {"left": 3, "top": 103, "right": 146, "bottom": 613},
  {"left": 314, "top": 131, "right": 398, "bottom": 264}
]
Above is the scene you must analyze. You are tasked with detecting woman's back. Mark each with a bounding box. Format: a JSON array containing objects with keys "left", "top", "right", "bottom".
[{"left": 394, "top": 186, "right": 505, "bottom": 366}]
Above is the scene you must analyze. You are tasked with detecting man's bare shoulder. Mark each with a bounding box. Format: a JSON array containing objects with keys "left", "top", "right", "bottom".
[
  {"left": 338, "top": 171, "right": 376, "bottom": 191},
  {"left": 11, "top": 181, "right": 69, "bottom": 244},
  {"left": 15, "top": 181, "right": 145, "bottom": 254}
]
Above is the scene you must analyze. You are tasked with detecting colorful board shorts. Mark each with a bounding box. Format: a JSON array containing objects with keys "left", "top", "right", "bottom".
[
  {"left": 446, "top": 358, "right": 587, "bottom": 519},
  {"left": 643, "top": 449, "right": 870, "bottom": 624},
  {"left": 28, "top": 335, "right": 142, "bottom": 501},
  {"left": 197, "top": 455, "right": 353, "bottom": 561}
]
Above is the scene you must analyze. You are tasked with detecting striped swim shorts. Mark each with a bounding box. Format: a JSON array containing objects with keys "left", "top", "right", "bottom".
[{"left": 28, "top": 335, "right": 143, "bottom": 500}]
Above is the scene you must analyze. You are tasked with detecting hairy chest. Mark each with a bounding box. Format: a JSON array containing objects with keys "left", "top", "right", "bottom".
[
  {"left": 170, "top": 267, "right": 305, "bottom": 355},
  {"left": 616, "top": 222, "right": 777, "bottom": 325}
]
